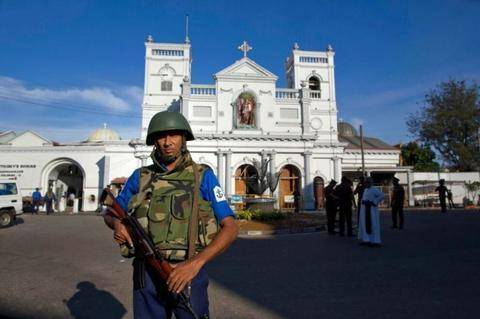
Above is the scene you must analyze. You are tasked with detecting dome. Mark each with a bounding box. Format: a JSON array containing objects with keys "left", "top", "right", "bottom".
[
  {"left": 338, "top": 122, "right": 358, "bottom": 137},
  {"left": 86, "top": 124, "right": 121, "bottom": 142}
]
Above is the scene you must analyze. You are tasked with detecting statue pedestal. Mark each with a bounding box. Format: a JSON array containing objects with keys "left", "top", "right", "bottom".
[{"left": 245, "top": 197, "right": 276, "bottom": 212}]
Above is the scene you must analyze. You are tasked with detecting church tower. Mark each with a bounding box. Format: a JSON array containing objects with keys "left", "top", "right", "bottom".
[
  {"left": 141, "top": 35, "right": 192, "bottom": 140},
  {"left": 284, "top": 43, "right": 338, "bottom": 143}
]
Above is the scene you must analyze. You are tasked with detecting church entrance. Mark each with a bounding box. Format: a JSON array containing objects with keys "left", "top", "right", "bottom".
[
  {"left": 279, "top": 165, "right": 301, "bottom": 211},
  {"left": 42, "top": 159, "right": 85, "bottom": 212},
  {"left": 313, "top": 176, "right": 325, "bottom": 210}
]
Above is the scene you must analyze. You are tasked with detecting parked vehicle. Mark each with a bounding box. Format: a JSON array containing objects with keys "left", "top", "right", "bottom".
[{"left": 0, "top": 180, "right": 23, "bottom": 228}]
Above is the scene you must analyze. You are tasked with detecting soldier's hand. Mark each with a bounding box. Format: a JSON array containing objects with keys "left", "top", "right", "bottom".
[
  {"left": 167, "top": 259, "right": 203, "bottom": 294},
  {"left": 113, "top": 220, "right": 133, "bottom": 247}
]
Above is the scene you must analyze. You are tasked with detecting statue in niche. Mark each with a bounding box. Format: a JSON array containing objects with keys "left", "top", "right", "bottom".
[{"left": 235, "top": 92, "right": 256, "bottom": 128}]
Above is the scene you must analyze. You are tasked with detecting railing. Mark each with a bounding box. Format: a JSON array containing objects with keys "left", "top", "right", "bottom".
[
  {"left": 310, "top": 91, "right": 321, "bottom": 99},
  {"left": 275, "top": 89, "right": 300, "bottom": 99},
  {"left": 191, "top": 85, "right": 216, "bottom": 96}
]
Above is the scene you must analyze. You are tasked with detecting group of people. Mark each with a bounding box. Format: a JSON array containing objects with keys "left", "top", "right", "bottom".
[
  {"left": 324, "top": 175, "right": 406, "bottom": 247},
  {"left": 31, "top": 188, "right": 76, "bottom": 214},
  {"left": 31, "top": 187, "right": 57, "bottom": 215}
]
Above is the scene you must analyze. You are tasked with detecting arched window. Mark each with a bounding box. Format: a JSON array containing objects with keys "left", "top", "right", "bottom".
[
  {"left": 308, "top": 76, "right": 320, "bottom": 91},
  {"left": 161, "top": 81, "right": 172, "bottom": 91}
]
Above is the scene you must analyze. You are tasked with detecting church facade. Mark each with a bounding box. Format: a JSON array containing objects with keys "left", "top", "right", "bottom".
[
  {"left": 131, "top": 37, "right": 402, "bottom": 209},
  {"left": 0, "top": 36, "right": 407, "bottom": 211}
]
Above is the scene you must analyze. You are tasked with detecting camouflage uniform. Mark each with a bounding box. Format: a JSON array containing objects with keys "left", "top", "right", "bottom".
[
  {"left": 116, "top": 151, "right": 233, "bottom": 319},
  {"left": 115, "top": 111, "right": 234, "bottom": 319}
]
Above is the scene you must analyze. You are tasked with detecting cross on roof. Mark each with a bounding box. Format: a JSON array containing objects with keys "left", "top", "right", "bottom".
[{"left": 238, "top": 41, "right": 252, "bottom": 58}]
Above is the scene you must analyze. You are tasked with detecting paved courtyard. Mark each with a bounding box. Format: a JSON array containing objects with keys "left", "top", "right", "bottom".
[{"left": 0, "top": 210, "right": 479, "bottom": 319}]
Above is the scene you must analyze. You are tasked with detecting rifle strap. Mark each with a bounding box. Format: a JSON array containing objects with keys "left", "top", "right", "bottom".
[{"left": 188, "top": 163, "right": 200, "bottom": 260}]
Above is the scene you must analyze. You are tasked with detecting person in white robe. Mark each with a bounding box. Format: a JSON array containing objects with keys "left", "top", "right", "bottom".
[{"left": 358, "top": 177, "right": 385, "bottom": 246}]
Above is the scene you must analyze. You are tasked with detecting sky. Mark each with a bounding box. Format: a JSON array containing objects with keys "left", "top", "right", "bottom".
[{"left": 0, "top": 0, "right": 479, "bottom": 144}]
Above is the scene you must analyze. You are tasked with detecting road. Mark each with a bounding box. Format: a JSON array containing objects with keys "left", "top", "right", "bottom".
[{"left": 1, "top": 210, "right": 479, "bottom": 319}]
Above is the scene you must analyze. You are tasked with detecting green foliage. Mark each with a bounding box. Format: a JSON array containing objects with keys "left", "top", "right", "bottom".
[
  {"left": 407, "top": 79, "right": 480, "bottom": 171},
  {"left": 236, "top": 209, "right": 287, "bottom": 221},
  {"left": 400, "top": 141, "right": 440, "bottom": 171},
  {"left": 236, "top": 210, "right": 254, "bottom": 221}
]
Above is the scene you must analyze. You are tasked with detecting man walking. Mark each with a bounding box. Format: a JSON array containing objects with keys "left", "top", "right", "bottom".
[
  {"left": 435, "top": 179, "right": 448, "bottom": 213},
  {"left": 325, "top": 179, "right": 338, "bottom": 235},
  {"left": 390, "top": 177, "right": 405, "bottom": 229},
  {"left": 43, "top": 188, "right": 56, "bottom": 215},
  {"left": 334, "top": 177, "right": 355, "bottom": 237},
  {"left": 31, "top": 187, "right": 42, "bottom": 214},
  {"left": 103, "top": 111, "right": 238, "bottom": 319}
]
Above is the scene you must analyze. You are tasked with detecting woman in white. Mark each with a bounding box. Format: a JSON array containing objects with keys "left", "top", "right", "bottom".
[{"left": 358, "top": 177, "right": 385, "bottom": 246}]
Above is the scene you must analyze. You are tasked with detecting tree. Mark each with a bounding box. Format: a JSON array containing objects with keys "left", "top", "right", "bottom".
[
  {"left": 400, "top": 141, "right": 440, "bottom": 171},
  {"left": 407, "top": 79, "right": 480, "bottom": 171}
]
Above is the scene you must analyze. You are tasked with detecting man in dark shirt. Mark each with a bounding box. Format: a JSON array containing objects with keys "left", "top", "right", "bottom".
[
  {"left": 334, "top": 177, "right": 355, "bottom": 236},
  {"left": 325, "top": 179, "right": 338, "bottom": 235},
  {"left": 435, "top": 179, "right": 448, "bottom": 213},
  {"left": 390, "top": 177, "right": 405, "bottom": 229},
  {"left": 354, "top": 176, "right": 365, "bottom": 222}
]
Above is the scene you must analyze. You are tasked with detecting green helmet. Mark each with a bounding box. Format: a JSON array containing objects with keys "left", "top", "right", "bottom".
[{"left": 146, "top": 111, "right": 194, "bottom": 145}]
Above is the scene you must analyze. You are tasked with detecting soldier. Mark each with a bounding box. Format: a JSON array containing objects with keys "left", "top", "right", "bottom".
[
  {"left": 390, "top": 177, "right": 405, "bottom": 229},
  {"left": 435, "top": 179, "right": 448, "bottom": 213},
  {"left": 353, "top": 176, "right": 366, "bottom": 222},
  {"left": 334, "top": 177, "right": 355, "bottom": 237},
  {"left": 103, "top": 111, "right": 238, "bottom": 319},
  {"left": 325, "top": 179, "right": 338, "bottom": 235}
]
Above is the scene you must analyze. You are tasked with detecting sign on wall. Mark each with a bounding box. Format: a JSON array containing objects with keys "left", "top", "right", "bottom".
[
  {"left": 0, "top": 164, "right": 37, "bottom": 179},
  {"left": 230, "top": 194, "right": 243, "bottom": 204}
]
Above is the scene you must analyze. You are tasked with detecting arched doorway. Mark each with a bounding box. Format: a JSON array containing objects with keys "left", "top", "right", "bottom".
[
  {"left": 234, "top": 164, "right": 257, "bottom": 196},
  {"left": 313, "top": 176, "right": 325, "bottom": 210},
  {"left": 42, "top": 159, "right": 85, "bottom": 212},
  {"left": 279, "top": 165, "right": 301, "bottom": 211}
]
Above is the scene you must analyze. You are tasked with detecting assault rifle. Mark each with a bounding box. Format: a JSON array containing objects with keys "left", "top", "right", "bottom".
[{"left": 100, "top": 188, "right": 200, "bottom": 319}]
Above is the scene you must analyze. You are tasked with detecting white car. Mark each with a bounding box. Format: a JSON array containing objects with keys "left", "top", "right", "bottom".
[{"left": 0, "top": 181, "right": 23, "bottom": 228}]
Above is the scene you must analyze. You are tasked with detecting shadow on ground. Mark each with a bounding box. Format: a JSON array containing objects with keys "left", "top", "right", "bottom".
[
  {"left": 208, "top": 211, "right": 480, "bottom": 319},
  {"left": 64, "top": 281, "right": 126, "bottom": 319}
]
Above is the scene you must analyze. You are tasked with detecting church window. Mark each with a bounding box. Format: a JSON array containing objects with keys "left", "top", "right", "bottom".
[
  {"left": 308, "top": 76, "right": 320, "bottom": 91},
  {"left": 161, "top": 81, "right": 172, "bottom": 91}
]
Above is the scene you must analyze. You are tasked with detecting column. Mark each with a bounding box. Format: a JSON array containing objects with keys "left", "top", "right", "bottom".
[
  {"left": 225, "top": 150, "right": 232, "bottom": 197},
  {"left": 103, "top": 155, "right": 110, "bottom": 189},
  {"left": 303, "top": 151, "right": 313, "bottom": 209},
  {"left": 407, "top": 170, "right": 414, "bottom": 207},
  {"left": 333, "top": 156, "right": 341, "bottom": 181},
  {"left": 300, "top": 82, "right": 311, "bottom": 134},
  {"left": 216, "top": 150, "right": 225, "bottom": 190}
]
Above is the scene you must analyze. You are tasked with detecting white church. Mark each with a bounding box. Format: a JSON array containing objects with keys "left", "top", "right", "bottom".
[{"left": 0, "top": 36, "right": 415, "bottom": 212}]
